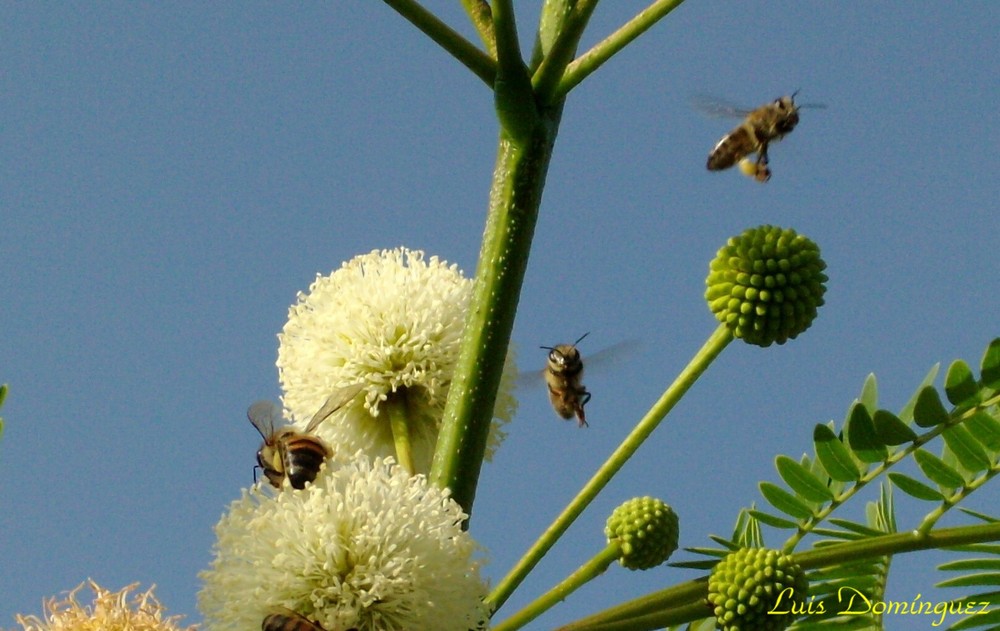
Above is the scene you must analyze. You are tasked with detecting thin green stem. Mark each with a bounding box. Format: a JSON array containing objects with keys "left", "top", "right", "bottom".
[
  {"left": 492, "top": 543, "right": 621, "bottom": 631},
  {"left": 491, "top": 0, "right": 539, "bottom": 141},
  {"left": 528, "top": 0, "right": 571, "bottom": 71},
  {"left": 532, "top": 0, "right": 600, "bottom": 105},
  {"left": 459, "top": 0, "right": 496, "bottom": 56},
  {"left": 558, "top": 522, "right": 1000, "bottom": 630},
  {"left": 430, "top": 110, "right": 565, "bottom": 515},
  {"left": 487, "top": 324, "right": 733, "bottom": 612},
  {"left": 381, "top": 0, "right": 497, "bottom": 87},
  {"left": 556, "top": 0, "right": 687, "bottom": 99},
  {"left": 386, "top": 393, "right": 415, "bottom": 474},
  {"left": 917, "top": 462, "right": 1000, "bottom": 535}
]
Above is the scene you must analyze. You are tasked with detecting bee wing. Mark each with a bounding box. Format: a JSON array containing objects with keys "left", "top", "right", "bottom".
[
  {"left": 247, "top": 400, "right": 281, "bottom": 439},
  {"left": 690, "top": 94, "right": 752, "bottom": 119},
  {"left": 304, "top": 383, "right": 365, "bottom": 433},
  {"left": 582, "top": 338, "right": 641, "bottom": 373}
]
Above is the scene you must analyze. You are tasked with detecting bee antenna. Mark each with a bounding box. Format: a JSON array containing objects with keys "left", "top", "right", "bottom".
[
  {"left": 572, "top": 332, "right": 590, "bottom": 347},
  {"left": 539, "top": 345, "right": 555, "bottom": 351}
]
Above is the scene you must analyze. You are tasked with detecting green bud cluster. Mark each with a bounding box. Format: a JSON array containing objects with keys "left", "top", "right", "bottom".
[
  {"left": 707, "top": 547, "right": 808, "bottom": 631},
  {"left": 705, "top": 225, "right": 827, "bottom": 347},
  {"left": 604, "top": 497, "right": 679, "bottom": 570}
]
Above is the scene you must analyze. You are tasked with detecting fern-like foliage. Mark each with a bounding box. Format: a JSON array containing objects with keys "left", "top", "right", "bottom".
[
  {"left": 936, "top": 510, "right": 1000, "bottom": 630},
  {"left": 575, "top": 339, "right": 1000, "bottom": 631}
]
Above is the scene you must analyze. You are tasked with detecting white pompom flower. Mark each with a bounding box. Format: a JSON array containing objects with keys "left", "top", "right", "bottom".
[
  {"left": 198, "top": 456, "right": 490, "bottom": 631},
  {"left": 277, "top": 247, "right": 516, "bottom": 474}
]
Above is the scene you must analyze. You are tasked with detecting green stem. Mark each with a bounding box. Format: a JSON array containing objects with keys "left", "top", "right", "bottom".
[
  {"left": 386, "top": 393, "right": 415, "bottom": 474},
  {"left": 556, "top": 0, "right": 687, "bottom": 99},
  {"left": 559, "top": 522, "right": 1000, "bottom": 630},
  {"left": 381, "top": 0, "right": 497, "bottom": 87},
  {"left": 459, "top": 0, "right": 496, "bottom": 57},
  {"left": 917, "top": 462, "right": 1000, "bottom": 535},
  {"left": 430, "top": 112, "right": 565, "bottom": 515},
  {"left": 487, "top": 324, "right": 733, "bottom": 612},
  {"left": 492, "top": 0, "right": 539, "bottom": 141},
  {"left": 531, "top": 0, "right": 599, "bottom": 105},
  {"left": 492, "top": 543, "right": 621, "bottom": 631}
]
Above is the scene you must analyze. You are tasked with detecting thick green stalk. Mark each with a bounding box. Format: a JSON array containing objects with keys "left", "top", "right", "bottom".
[
  {"left": 488, "top": 324, "right": 734, "bottom": 612},
  {"left": 381, "top": 0, "right": 496, "bottom": 86},
  {"left": 492, "top": 543, "right": 621, "bottom": 631},
  {"left": 557, "top": 0, "right": 687, "bottom": 99},
  {"left": 430, "top": 115, "right": 564, "bottom": 513},
  {"left": 430, "top": 0, "right": 568, "bottom": 517}
]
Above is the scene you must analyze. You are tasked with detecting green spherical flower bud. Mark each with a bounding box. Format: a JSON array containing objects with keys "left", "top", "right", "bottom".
[
  {"left": 707, "top": 547, "right": 809, "bottom": 631},
  {"left": 705, "top": 225, "right": 827, "bottom": 347},
  {"left": 605, "top": 497, "right": 679, "bottom": 570}
]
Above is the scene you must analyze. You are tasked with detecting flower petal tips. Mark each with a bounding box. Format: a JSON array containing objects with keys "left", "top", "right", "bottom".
[
  {"left": 705, "top": 226, "right": 827, "bottom": 347},
  {"left": 13, "top": 580, "right": 194, "bottom": 631},
  {"left": 198, "top": 456, "right": 490, "bottom": 631}
]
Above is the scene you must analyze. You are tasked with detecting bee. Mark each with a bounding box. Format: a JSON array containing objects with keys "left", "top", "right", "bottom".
[
  {"left": 262, "top": 609, "right": 326, "bottom": 631},
  {"left": 247, "top": 385, "right": 362, "bottom": 490},
  {"left": 704, "top": 92, "right": 822, "bottom": 182},
  {"left": 262, "top": 608, "right": 357, "bottom": 631},
  {"left": 541, "top": 332, "right": 592, "bottom": 428}
]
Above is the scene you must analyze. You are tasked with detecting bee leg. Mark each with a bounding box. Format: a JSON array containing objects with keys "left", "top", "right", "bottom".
[
  {"left": 756, "top": 142, "right": 770, "bottom": 167},
  {"left": 577, "top": 391, "right": 592, "bottom": 428},
  {"left": 753, "top": 143, "right": 772, "bottom": 182}
]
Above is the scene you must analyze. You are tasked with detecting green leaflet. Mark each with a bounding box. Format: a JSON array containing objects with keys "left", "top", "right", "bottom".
[
  {"left": 845, "top": 404, "right": 887, "bottom": 463},
  {"left": 872, "top": 409, "right": 917, "bottom": 446},
  {"left": 813, "top": 424, "right": 860, "bottom": 482},
  {"left": 913, "top": 448, "right": 966, "bottom": 489},
  {"left": 759, "top": 481, "right": 814, "bottom": 519},
  {"left": 888, "top": 472, "right": 943, "bottom": 501},
  {"left": 946, "top": 359, "right": 980, "bottom": 407},
  {"left": 935, "top": 572, "right": 1000, "bottom": 588},
  {"left": 942, "top": 424, "right": 992, "bottom": 474},
  {"left": 776, "top": 455, "right": 835, "bottom": 502},
  {"left": 980, "top": 337, "right": 1000, "bottom": 390},
  {"left": 899, "top": 363, "right": 940, "bottom": 423},
  {"left": 858, "top": 373, "right": 878, "bottom": 413},
  {"left": 749, "top": 508, "right": 798, "bottom": 530},
  {"left": 913, "top": 385, "right": 949, "bottom": 428},
  {"left": 965, "top": 411, "right": 1000, "bottom": 451}
]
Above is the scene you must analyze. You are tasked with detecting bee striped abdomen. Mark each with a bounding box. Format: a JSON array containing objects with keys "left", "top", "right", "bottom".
[
  {"left": 707, "top": 125, "right": 757, "bottom": 170},
  {"left": 262, "top": 611, "right": 325, "bottom": 631},
  {"left": 281, "top": 433, "right": 331, "bottom": 490}
]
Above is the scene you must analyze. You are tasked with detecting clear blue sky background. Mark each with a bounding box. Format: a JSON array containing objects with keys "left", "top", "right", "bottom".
[{"left": 2, "top": 2, "right": 998, "bottom": 629}]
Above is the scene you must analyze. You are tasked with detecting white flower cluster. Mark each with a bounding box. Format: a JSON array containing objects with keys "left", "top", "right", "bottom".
[
  {"left": 277, "top": 247, "right": 516, "bottom": 473},
  {"left": 201, "top": 247, "right": 512, "bottom": 630},
  {"left": 199, "top": 457, "right": 489, "bottom": 631}
]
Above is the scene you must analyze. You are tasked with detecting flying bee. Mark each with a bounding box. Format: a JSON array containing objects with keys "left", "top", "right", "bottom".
[
  {"left": 247, "top": 385, "right": 365, "bottom": 489},
  {"left": 541, "top": 332, "right": 593, "bottom": 428},
  {"left": 702, "top": 92, "right": 823, "bottom": 182},
  {"left": 262, "top": 608, "right": 357, "bottom": 631}
]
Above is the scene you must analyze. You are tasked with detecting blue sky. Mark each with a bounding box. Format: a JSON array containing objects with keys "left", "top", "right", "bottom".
[{"left": 2, "top": 2, "right": 998, "bottom": 629}]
